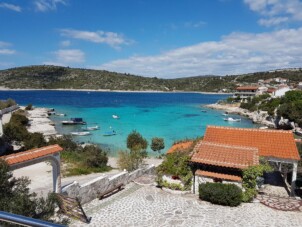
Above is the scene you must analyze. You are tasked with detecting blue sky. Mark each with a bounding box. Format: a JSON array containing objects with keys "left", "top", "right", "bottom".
[{"left": 0, "top": 0, "right": 302, "bottom": 78}]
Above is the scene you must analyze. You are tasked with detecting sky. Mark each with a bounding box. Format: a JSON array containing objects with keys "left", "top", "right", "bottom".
[{"left": 0, "top": 0, "right": 302, "bottom": 78}]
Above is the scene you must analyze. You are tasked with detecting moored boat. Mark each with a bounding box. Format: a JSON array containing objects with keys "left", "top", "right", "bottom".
[
  {"left": 82, "top": 125, "right": 99, "bottom": 131},
  {"left": 103, "top": 130, "right": 116, "bottom": 136},
  {"left": 62, "top": 118, "right": 86, "bottom": 125},
  {"left": 112, "top": 115, "right": 120, "bottom": 119},
  {"left": 71, "top": 131, "right": 91, "bottom": 136},
  {"left": 223, "top": 117, "right": 241, "bottom": 122}
]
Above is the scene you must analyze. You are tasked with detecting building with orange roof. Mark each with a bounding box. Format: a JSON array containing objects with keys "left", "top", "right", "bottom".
[
  {"left": 191, "top": 126, "right": 300, "bottom": 195},
  {"left": 234, "top": 86, "right": 259, "bottom": 99},
  {"left": 166, "top": 141, "right": 194, "bottom": 154},
  {"left": 1, "top": 144, "right": 63, "bottom": 193}
]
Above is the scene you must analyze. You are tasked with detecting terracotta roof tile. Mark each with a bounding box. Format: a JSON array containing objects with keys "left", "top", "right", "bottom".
[
  {"left": 191, "top": 141, "right": 259, "bottom": 169},
  {"left": 196, "top": 170, "right": 242, "bottom": 182},
  {"left": 167, "top": 141, "right": 194, "bottom": 154},
  {"left": 203, "top": 126, "right": 300, "bottom": 161},
  {"left": 1, "top": 144, "right": 63, "bottom": 165}
]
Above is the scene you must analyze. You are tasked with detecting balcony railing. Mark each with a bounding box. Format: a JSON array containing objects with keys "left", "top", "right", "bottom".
[{"left": 0, "top": 211, "right": 65, "bottom": 227}]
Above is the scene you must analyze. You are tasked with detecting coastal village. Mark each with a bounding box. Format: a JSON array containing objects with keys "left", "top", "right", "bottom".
[{"left": 0, "top": 71, "right": 302, "bottom": 226}]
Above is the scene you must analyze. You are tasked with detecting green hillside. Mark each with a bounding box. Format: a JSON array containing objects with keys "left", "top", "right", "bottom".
[{"left": 0, "top": 65, "right": 301, "bottom": 92}]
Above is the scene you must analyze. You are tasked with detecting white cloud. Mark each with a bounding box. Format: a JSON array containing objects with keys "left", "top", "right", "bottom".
[
  {"left": 258, "top": 16, "right": 289, "bottom": 26},
  {"left": 184, "top": 21, "right": 207, "bottom": 28},
  {"left": 60, "top": 40, "right": 71, "bottom": 47},
  {"left": 0, "top": 3, "right": 22, "bottom": 12},
  {"left": 96, "top": 27, "right": 302, "bottom": 78},
  {"left": 34, "top": 0, "right": 66, "bottom": 12},
  {"left": 43, "top": 49, "right": 85, "bottom": 66},
  {"left": 0, "top": 41, "right": 15, "bottom": 55},
  {"left": 60, "top": 29, "right": 130, "bottom": 48},
  {"left": 244, "top": 0, "right": 302, "bottom": 26},
  {"left": 54, "top": 49, "right": 85, "bottom": 63},
  {"left": 0, "top": 49, "right": 15, "bottom": 55}
]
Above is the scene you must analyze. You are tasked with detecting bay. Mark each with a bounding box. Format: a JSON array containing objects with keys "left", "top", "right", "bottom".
[{"left": 0, "top": 90, "right": 257, "bottom": 155}]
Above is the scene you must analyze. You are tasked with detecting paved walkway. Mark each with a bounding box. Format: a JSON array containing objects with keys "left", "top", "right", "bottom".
[
  {"left": 71, "top": 183, "right": 302, "bottom": 227},
  {"left": 257, "top": 194, "right": 302, "bottom": 212}
]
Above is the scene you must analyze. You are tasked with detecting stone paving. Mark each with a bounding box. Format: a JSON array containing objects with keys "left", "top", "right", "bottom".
[
  {"left": 257, "top": 194, "right": 302, "bottom": 212},
  {"left": 71, "top": 182, "right": 302, "bottom": 227}
]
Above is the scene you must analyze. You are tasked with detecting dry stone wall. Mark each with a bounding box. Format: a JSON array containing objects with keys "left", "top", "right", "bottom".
[{"left": 62, "top": 165, "right": 155, "bottom": 204}]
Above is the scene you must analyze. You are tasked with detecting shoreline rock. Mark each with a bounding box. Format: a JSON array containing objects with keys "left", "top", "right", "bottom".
[
  {"left": 204, "top": 103, "right": 276, "bottom": 128},
  {"left": 26, "top": 107, "right": 57, "bottom": 138}
]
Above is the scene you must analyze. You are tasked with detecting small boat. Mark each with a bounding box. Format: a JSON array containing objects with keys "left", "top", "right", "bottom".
[
  {"left": 56, "top": 113, "right": 66, "bottom": 116},
  {"left": 201, "top": 110, "right": 207, "bottom": 113},
  {"left": 103, "top": 130, "right": 116, "bottom": 136},
  {"left": 71, "top": 131, "right": 91, "bottom": 136},
  {"left": 62, "top": 118, "right": 86, "bottom": 125},
  {"left": 82, "top": 125, "right": 99, "bottom": 131},
  {"left": 259, "top": 126, "right": 268, "bottom": 130},
  {"left": 112, "top": 115, "right": 120, "bottom": 119},
  {"left": 224, "top": 117, "right": 241, "bottom": 122}
]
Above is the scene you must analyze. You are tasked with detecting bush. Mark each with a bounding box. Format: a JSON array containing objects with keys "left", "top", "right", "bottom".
[
  {"left": 25, "top": 103, "right": 33, "bottom": 110},
  {"left": 156, "top": 151, "right": 193, "bottom": 190},
  {"left": 199, "top": 182, "right": 242, "bottom": 207}
]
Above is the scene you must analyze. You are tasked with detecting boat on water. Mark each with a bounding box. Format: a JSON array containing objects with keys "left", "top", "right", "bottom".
[
  {"left": 201, "top": 110, "right": 207, "bottom": 113},
  {"left": 112, "top": 115, "right": 120, "bottom": 119},
  {"left": 62, "top": 118, "right": 86, "bottom": 125},
  {"left": 224, "top": 117, "right": 241, "bottom": 122},
  {"left": 71, "top": 131, "right": 91, "bottom": 136},
  {"left": 259, "top": 126, "right": 269, "bottom": 130},
  {"left": 103, "top": 130, "right": 116, "bottom": 136},
  {"left": 56, "top": 113, "right": 66, "bottom": 116},
  {"left": 82, "top": 125, "right": 99, "bottom": 131}
]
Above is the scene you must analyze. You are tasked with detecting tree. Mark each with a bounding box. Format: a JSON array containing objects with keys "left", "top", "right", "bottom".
[
  {"left": 127, "top": 130, "right": 148, "bottom": 152},
  {"left": 0, "top": 159, "right": 68, "bottom": 225},
  {"left": 83, "top": 145, "right": 108, "bottom": 168},
  {"left": 23, "top": 132, "right": 46, "bottom": 150},
  {"left": 118, "top": 131, "right": 148, "bottom": 171},
  {"left": 151, "top": 137, "right": 165, "bottom": 154}
]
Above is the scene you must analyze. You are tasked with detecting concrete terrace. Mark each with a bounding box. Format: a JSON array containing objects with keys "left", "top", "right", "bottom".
[{"left": 71, "top": 182, "right": 302, "bottom": 227}]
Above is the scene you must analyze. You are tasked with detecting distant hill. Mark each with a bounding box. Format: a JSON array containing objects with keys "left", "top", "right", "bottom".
[{"left": 0, "top": 65, "right": 301, "bottom": 92}]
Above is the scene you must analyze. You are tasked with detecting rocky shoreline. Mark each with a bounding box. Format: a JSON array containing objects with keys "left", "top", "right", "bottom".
[
  {"left": 26, "top": 107, "right": 57, "bottom": 138},
  {"left": 205, "top": 103, "right": 276, "bottom": 128}
]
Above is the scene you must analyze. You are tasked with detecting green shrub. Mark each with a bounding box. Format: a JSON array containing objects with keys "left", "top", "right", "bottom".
[
  {"left": 199, "top": 182, "right": 242, "bottom": 207},
  {"left": 25, "top": 103, "right": 33, "bottom": 110},
  {"left": 156, "top": 151, "right": 193, "bottom": 190},
  {"left": 242, "top": 162, "right": 273, "bottom": 202}
]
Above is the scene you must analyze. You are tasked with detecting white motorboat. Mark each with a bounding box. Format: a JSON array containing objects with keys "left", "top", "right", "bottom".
[
  {"left": 56, "top": 113, "right": 66, "bottom": 116},
  {"left": 71, "top": 131, "right": 91, "bottom": 136},
  {"left": 82, "top": 125, "right": 99, "bottom": 131},
  {"left": 224, "top": 117, "right": 241, "bottom": 122},
  {"left": 259, "top": 126, "right": 268, "bottom": 130},
  {"left": 112, "top": 115, "right": 120, "bottom": 119},
  {"left": 62, "top": 118, "right": 86, "bottom": 125}
]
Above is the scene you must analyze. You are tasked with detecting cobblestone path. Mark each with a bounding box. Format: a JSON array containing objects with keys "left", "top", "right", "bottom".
[
  {"left": 71, "top": 183, "right": 302, "bottom": 227},
  {"left": 257, "top": 194, "right": 302, "bottom": 211}
]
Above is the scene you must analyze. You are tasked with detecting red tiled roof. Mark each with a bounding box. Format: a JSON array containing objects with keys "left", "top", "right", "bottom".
[
  {"left": 236, "top": 86, "right": 258, "bottom": 91},
  {"left": 2, "top": 144, "right": 63, "bottom": 165},
  {"left": 267, "top": 88, "right": 276, "bottom": 93},
  {"left": 203, "top": 126, "right": 300, "bottom": 161},
  {"left": 167, "top": 141, "right": 194, "bottom": 154},
  {"left": 196, "top": 170, "right": 242, "bottom": 182},
  {"left": 191, "top": 141, "right": 259, "bottom": 169}
]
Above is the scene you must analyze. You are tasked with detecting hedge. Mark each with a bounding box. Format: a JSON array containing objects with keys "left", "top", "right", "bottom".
[{"left": 199, "top": 182, "right": 242, "bottom": 207}]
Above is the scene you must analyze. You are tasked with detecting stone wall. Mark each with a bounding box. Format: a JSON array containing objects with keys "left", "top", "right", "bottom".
[
  {"left": 62, "top": 165, "right": 155, "bottom": 204},
  {"left": 192, "top": 175, "right": 242, "bottom": 194}
]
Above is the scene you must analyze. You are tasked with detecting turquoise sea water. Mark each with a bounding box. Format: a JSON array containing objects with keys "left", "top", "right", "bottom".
[{"left": 0, "top": 91, "right": 258, "bottom": 155}]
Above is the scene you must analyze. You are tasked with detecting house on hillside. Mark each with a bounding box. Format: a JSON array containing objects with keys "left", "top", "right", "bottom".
[
  {"left": 273, "top": 85, "right": 291, "bottom": 97},
  {"left": 233, "top": 86, "right": 259, "bottom": 99},
  {"left": 274, "top": 77, "right": 289, "bottom": 84},
  {"left": 191, "top": 126, "right": 300, "bottom": 196}
]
